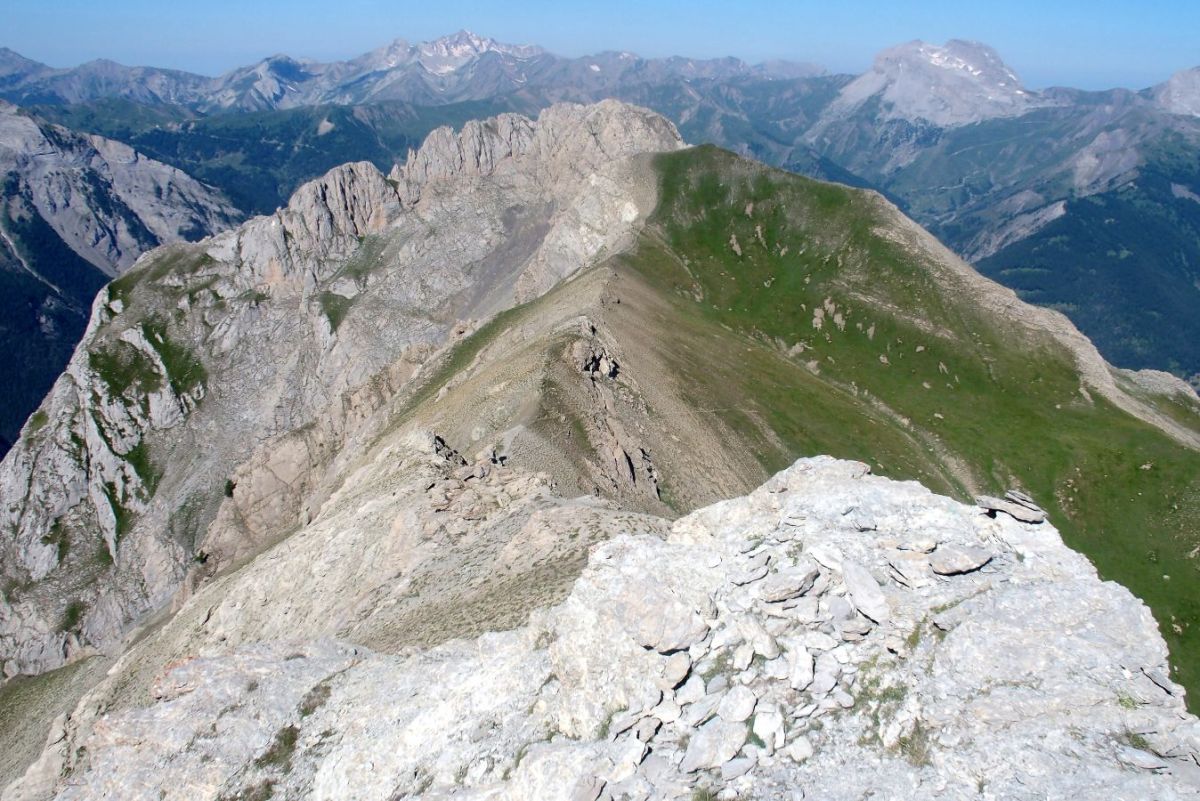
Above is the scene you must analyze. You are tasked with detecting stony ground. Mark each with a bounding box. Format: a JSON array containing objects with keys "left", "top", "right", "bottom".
[{"left": 7, "top": 456, "right": 1198, "bottom": 800}]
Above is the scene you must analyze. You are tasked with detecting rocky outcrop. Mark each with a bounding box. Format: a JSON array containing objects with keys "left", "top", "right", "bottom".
[
  {"left": 0, "top": 101, "right": 682, "bottom": 679},
  {"left": 0, "top": 101, "right": 241, "bottom": 457},
  {"left": 10, "top": 457, "right": 1198, "bottom": 800}
]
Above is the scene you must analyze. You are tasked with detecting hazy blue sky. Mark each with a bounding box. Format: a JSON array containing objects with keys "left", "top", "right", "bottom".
[{"left": 5, "top": 0, "right": 1198, "bottom": 89}]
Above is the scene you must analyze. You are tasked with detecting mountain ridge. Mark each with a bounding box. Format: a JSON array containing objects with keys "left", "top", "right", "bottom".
[
  {"left": 10, "top": 32, "right": 1199, "bottom": 385},
  {"left": 1, "top": 99, "right": 1199, "bottom": 799}
]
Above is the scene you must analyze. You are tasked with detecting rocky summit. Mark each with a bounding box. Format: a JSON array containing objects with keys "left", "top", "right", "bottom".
[
  {"left": 6, "top": 456, "right": 1200, "bottom": 800},
  {"left": 2, "top": 100, "right": 1200, "bottom": 800}
]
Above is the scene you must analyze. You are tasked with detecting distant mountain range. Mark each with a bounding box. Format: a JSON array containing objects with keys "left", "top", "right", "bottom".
[
  {"left": 1, "top": 31, "right": 1198, "bottom": 459},
  {"left": 0, "top": 30, "right": 823, "bottom": 111}
]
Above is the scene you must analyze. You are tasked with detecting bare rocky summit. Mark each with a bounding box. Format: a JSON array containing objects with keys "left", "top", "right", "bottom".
[
  {"left": 811, "top": 40, "right": 1046, "bottom": 131},
  {"left": 6, "top": 457, "right": 1198, "bottom": 800},
  {"left": 1153, "top": 67, "right": 1200, "bottom": 117}
]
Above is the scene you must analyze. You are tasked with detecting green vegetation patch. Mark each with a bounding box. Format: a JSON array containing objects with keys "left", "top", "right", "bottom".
[
  {"left": 123, "top": 440, "right": 160, "bottom": 494},
  {"left": 27, "top": 410, "right": 48, "bottom": 432},
  {"left": 254, "top": 725, "right": 300, "bottom": 771},
  {"left": 39, "top": 519, "right": 69, "bottom": 564},
  {"left": 141, "top": 316, "right": 206, "bottom": 396},
  {"left": 60, "top": 600, "right": 85, "bottom": 632},
  {"left": 101, "top": 481, "right": 134, "bottom": 543},
  {"left": 88, "top": 341, "right": 162, "bottom": 398},
  {"left": 318, "top": 292, "right": 354, "bottom": 333},
  {"left": 643, "top": 146, "right": 1200, "bottom": 706}
]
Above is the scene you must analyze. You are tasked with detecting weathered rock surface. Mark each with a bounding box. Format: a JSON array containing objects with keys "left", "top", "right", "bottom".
[
  {"left": 977, "top": 494, "right": 1047, "bottom": 524},
  {"left": 0, "top": 101, "right": 241, "bottom": 278},
  {"left": 8, "top": 457, "right": 1200, "bottom": 801},
  {"left": 0, "top": 101, "right": 242, "bottom": 457},
  {"left": 0, "top": 100, "right": 682, "bottom": 678}
]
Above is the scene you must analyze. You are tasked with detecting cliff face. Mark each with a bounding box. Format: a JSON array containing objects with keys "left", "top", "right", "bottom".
[
  {"left": 0, "top": 100, "right": 683, "bottom": 679},
  {"left": 0, "top": 102, "right": 241, "bottom": 456},
  {"left": 0, "top": 102, "right": 240, "bottom": 277}
]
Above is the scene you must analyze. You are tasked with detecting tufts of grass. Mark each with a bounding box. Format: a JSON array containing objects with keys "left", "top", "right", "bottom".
[
  {"left": 88, "top": 342, "right": 162, "bottom": 399},
  {"left": 61, "top": 600, "right": 85, "bottom": 632},
  {"left": 40, "top": 520, "right": 69, "bottom": 564},
  {"left": 299, "top": 682, "right": 331, "bottom": 718},
  {"left": 123, "top": 441, "right": 160, "bottom": 494},
  {"left": 1124, "top": 730, "right": 1152, "bottom": 751},
  {"left": 318, "top": 292, "right": 354, "bottom": 333},
  {"left": 142, "top": 316, "right": 206, "bottom": 396},
  {"left": 100, "top": 482, "right": 134, "bottom": 543},
  {"left": 897, "top": 721, "right": 934, "bottom": 767},
  {"left": 254, "top": 725, "right": 299, "bottom": 771}
]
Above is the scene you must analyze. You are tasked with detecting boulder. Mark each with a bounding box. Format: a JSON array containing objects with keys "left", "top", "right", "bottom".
[
  {"left": 842, "top": 561, "right": 890, "bottom": 624},
  {"left": 977, "top": 495, "right": 1046, "bottom": 524},
  {"left": 717, "top": 685, "right": 758, "bottom": 722},
  {"left": 758, "top": 562, "right": 820, "bottom": 602},
  {"left": 679, "top": 718, "right": 748, "bottom": 773}
]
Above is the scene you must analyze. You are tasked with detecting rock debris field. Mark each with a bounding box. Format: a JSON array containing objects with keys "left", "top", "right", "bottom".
[{"left": 32, "top": 456, "right": 1200, "bottom": 801}]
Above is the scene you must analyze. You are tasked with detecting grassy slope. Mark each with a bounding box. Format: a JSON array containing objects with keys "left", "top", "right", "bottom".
[{"left": 632, "top": 146, "right": 1200, "bottom": 702}]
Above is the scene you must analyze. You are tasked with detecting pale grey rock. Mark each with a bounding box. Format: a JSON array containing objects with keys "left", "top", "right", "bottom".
[
  {"left": 660, "top": 652, "right": 691, "bottom": 688},
  {"left": 682, "top": 692, "right": 723, "bottom": 729},
  {"left": 0, "top": 99, "right": 683, "bottom": 678},
  {"left": 787, "top": 643, "right": 815, "bottom": 691},
  {"left": 676, "top": 674, "right": 705, "bottom": 706},
  {"left": 886, "top": 549, "right": 934, "bottom": 589},
  {"left": 716, "top": 685, "right": 757, "bottom": 723},
  {"left": 809, "top": 39, "right": 1048, "bottom": 144},
  {"left": 784, "top": 736, "right": 814, "bottom": 763},
  {"left": 679, "top": 718, "right": 748, "bottom": 773},
  {"left": 0, "top": 103, "right": 241, "bottom": 278},
  {"left": 841, "top": 560, "right": 890, "bottom": 624},
  {"left": 751, "top": 703, "right": 785, "bottom": 752},
  {"left": 1004, "top": 489, "right": 1042, "bottom": 511},
  {"left": 977, "top": 494, "right": 1046, "bottom": 524},
  {"left": 929, "top": 544, "right": 994, "bottom": 575},
  {"left": 633, "top": 718, "right": 660, "bottom": 743},
  {"left": 7, "top": 456, "right": 1200, "bottom": 801},
  {"left": 1153, "top": 67, "right": 1200, "bottom": 117},
  {"left": 758, "top": 562, "right": 819, "bottom": 602},
  {"left": 720, "top": 757, "right": 755, "bottom": 780},
  {"left": 810, "top": 670, "right": 838, "bottom": 696}
]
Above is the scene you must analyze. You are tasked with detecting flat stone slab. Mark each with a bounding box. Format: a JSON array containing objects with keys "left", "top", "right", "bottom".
[
  {"left": 977, "top": 495, "right": 1046, "bottom": 524},
  {"left": 929, "top": 545, "right": 993, "bottom": 576}
]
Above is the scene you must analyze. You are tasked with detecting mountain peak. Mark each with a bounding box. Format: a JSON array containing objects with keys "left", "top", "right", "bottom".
[
  {"left": 879, "top": 39, "right": 1025, "bottom": 93},
  {"left": 819, "top": 38, "right": 1041, "bottom": 127},
  {"left": 350, "top": 30, "right": 544, "bottom": 77},
  {"left": 1152, "top": 66, "right": 1200, "bottom": 116},
  {"left": 417, "top": 29, "right": 543, "bottom": 64}
]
